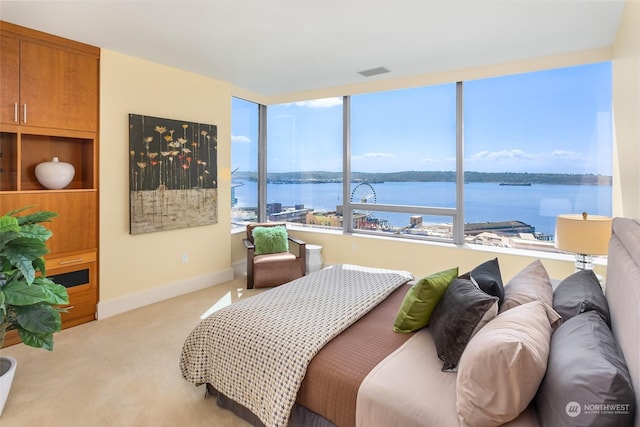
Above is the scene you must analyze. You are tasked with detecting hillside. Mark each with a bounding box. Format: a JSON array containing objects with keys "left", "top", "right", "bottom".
[{"left": 233, "top": 170, "right": 612, "bottom": 186}]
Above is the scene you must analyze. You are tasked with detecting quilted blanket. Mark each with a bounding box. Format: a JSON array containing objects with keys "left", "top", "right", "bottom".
[{"left": 179, "top": 264, "right": 413, "bottom": 427}]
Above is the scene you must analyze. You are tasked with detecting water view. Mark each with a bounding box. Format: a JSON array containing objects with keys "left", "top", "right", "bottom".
[{"left": 232, "top": 179, "right": 612, "bottom": 238}]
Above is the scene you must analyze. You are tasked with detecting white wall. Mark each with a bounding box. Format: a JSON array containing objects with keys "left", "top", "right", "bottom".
[{"left": 264, "top": 48, "right": 611, "bottom": 105}]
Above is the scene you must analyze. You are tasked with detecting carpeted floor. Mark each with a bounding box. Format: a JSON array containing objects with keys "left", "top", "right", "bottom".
[{"left": 0, "top": 277, "right": 265, "bottom": 427}]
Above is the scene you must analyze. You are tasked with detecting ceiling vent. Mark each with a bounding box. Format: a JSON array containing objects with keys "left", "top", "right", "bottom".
[{"left": 357, "top": 67, "right": 390, "bottom": 77}]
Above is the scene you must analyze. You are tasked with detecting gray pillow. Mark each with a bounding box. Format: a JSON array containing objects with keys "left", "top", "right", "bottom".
[
  {"left": 553, "top": 269, "right": 610, "bottom": 326},
  {"left": 429, "top": 277, "right": 499, "bottom": 372},
  {"left": 536, "top": 311, "right": 636, "bottom": 427},
  {"left": 470, "top": 257, "right": 505, "bottom": 306}
]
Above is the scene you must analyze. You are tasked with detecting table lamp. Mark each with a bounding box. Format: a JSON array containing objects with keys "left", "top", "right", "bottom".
[{"left": 555, "top": 212, "right": 612, "bottom": 271}]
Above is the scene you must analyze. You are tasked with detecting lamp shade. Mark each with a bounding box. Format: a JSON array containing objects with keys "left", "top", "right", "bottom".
[{"left": 555, "top": 213, "right": 612, "bottom": 255}]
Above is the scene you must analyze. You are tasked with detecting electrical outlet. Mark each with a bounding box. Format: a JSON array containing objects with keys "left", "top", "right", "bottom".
[
  {"left": 181, "top": 252, "right": 189, "bottom": 263},
  {"left": 351, "top": 243, "right": 357, "bottom": 251}
]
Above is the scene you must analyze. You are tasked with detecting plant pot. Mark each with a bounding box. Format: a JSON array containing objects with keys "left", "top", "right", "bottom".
[{"left": 0, "top": 356, "right": 17, "bottom": 416}]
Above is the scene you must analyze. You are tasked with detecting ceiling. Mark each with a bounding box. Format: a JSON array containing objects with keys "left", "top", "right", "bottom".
[{"left": 0, "top": 1, "right": 627, "bottom": 97}]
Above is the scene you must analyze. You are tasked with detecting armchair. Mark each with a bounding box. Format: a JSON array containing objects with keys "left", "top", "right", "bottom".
[{"left": 243, "top": 222, "right": 306, "bottom": 289}]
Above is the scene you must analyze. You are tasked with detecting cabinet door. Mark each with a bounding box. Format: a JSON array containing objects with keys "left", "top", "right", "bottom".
[
  {"left": 0, "top": 36, "right": 19, "bottom": 125},
  {"left": 19, "top": 40, "right": 98, "bottom": 132},
  {"left": 46, "top": 254, "right": 98, "bottom": 328},
  {"left": 1, "top": 252, "right": 97, "bottom": 348},
  {"left": 0, "top": 191, "right": 98, "bottom": 254}
]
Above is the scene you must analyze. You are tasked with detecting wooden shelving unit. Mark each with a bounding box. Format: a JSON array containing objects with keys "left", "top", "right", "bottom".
[{"left": 0, "top": 21, "right": 100, "bottom": 347}]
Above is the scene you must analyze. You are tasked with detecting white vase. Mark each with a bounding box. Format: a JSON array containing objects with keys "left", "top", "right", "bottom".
[
  {"left": 35, "top": 157, "right": 75, "bottom": 189},
  {"left": 0, "top": 356, "right": 17, "bottom": 416}
]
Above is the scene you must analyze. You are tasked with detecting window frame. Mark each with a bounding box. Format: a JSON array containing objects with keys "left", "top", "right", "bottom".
[{"left": 232, "top": 64, "right": 612, "bottom": 253}]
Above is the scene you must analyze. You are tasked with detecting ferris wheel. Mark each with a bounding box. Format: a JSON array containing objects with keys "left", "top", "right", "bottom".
[
  {"left": 350, "top": 183, "right": 377, "bottom": 205},
  {"left": 350, "top": 183, "right": 379, "bottom": 229}
]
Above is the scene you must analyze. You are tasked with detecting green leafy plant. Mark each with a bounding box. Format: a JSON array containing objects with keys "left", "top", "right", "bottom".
[{"left": 0, "top": 207, "right": 69, "bottom": 350}]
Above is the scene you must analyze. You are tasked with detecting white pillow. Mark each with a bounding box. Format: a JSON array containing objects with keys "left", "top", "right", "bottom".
[
  {"left": 456, "top": 300, "right": 561, "bottom": 427},
  {"left": 500, "top": 259, "right": 553, "bottom": 313}
]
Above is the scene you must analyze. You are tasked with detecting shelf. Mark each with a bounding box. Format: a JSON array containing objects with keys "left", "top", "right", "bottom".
[
  {"left": 0, "top": 132, "right": 95, "bottom": 191},
  {"left": 0, "top": 132, "right": 17, "bottom": 191},
  {"left": 21, "top": 134, "right": 95, "bottom": 190}
]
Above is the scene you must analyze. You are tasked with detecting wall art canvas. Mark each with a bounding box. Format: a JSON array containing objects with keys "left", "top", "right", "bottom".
[{"left": 129, "top": 114, "right": 218, "bottom": 234}]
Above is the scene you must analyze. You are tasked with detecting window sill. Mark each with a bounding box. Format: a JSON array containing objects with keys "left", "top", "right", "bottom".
[{"left": 231, "top": 223, "right": 607, "bottom": 267}]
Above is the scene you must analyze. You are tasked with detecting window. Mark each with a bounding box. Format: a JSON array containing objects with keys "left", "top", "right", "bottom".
[
  {"left": 350, "top": 84, "right": 458, "bottom": 239},
  {"left": 237, "top": 63, "right": 612, "bottom": 254},
  {"left": 266, "top": 98, "right": 343, "bottom": 228},
  {"left": 464, "top": 63, "right": 612, "bottom": 250},
  {"left": 231, "top": 97, "right": 260, "bottom": 228}
]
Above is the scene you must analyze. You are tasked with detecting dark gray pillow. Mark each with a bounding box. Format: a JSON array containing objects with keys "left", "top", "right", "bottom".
[
  {"left": 536, "top": 311, "right": 636, "bottom": 427},
  {"left": 429, "top": 278, "right": 499, "bottom": 372},
  {"left": 553, "top": 269, "right": 610, "bottom": 327},
  {"left": 470, "top": 258, "right": 504, "bottom": 306}
]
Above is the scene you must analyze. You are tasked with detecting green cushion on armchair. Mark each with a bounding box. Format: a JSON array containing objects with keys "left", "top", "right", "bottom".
[{"left": 252, "top": 226, "right": 289, "bottom": 255}]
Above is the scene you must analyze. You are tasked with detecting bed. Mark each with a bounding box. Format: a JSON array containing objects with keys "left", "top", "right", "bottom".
[{"left": 180, "top": 218, "right": 639, "bottom": 427}]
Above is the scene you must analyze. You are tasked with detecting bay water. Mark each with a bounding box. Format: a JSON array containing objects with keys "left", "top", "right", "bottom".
[{"left": 233, "top": 179, "right": 612, "bottom": 236}]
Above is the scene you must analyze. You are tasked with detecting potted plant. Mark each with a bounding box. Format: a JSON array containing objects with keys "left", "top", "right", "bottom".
[{"left": 0, "top": 207, "right": 69, "bottom": 414}]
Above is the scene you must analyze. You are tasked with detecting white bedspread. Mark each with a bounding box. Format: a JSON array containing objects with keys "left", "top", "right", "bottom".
[
  {"left": 180, "top": 264, "right": 413, "bottom": 427},
  {"left": 356, "top": 324, "right": 540, "bottom": 427},
  {"left": 356, "top": 328, "right": 460, "bottom": 427}
]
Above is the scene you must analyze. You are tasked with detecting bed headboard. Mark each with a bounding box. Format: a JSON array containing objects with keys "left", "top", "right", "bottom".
[{"left": 605, "top": 217, "right": 640, "bottom": 425}]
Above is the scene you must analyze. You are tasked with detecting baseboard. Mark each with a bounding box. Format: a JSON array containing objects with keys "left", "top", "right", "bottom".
[
  {"left": 232, "top": 259, "right": 247, "bottom": 279},
  {"left": 96, "top": 267, "right": 234, "bottom": 320}
]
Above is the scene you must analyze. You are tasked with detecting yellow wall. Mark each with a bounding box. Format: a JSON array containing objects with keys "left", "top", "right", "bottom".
[
  {"left": 100, "top": 1, "right": 639, "bottom": 313},
  {"left": 232, "top": 227, "right": 600, "bottom": 283},
  {"left": 231, "top": 5, "right": 640, "bottom": 285},
  {"left": 99, "top": 50, "right": 232, "bottom": 311},
  {"left": 299, "top": 230, "right": 594, "bottom": 281},
  {"left": 230, "top": 32, "right": 629, "bottom": 285},
  {"left": 613, "top": 0, "right": 640, "bottom": 221}
]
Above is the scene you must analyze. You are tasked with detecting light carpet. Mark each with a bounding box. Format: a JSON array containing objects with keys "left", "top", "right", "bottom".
[{"left": 0, "top": 278, "right": 266, "bottom": 427}]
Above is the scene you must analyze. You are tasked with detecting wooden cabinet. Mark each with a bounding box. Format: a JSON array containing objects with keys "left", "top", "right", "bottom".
[
  {"left": 1, "top": 251, "right": 97, "bottom": 347},
  {"left": 1, "top": 191, "right": 97, "bottom": 253},
  {"left": 46, "top": 252, "right": 98, "bottom": 328},
  {"left": 0, "top": 21, "right": 99, "bottom": 345},
  {"left": 0, "top": 36, "right": 20, "bottom": 125},
  {"left": 0, "top": 24, "right": 98, "bottom": 131}
]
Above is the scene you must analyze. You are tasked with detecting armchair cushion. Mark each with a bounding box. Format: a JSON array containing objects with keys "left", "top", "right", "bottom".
[{"left": 252, "top": 226, "right": 289, "bottom": 255}]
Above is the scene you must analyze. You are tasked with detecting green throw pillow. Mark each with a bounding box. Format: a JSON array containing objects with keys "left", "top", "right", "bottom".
[
  {"left": 252, "top": 226, "right": 289, "bottom": 255},
  {"left": 393, "top": 266, "right": 459, "bottom": 333}
]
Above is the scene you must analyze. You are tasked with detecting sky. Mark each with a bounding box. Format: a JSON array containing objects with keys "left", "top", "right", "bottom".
[{"left": 232, "top": 61, "right": 612, "bottom": 176}]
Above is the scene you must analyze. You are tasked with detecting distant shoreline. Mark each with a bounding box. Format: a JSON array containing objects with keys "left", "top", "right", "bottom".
[{"left": 234, "top": 170, "right": 612, "bottom": 186}]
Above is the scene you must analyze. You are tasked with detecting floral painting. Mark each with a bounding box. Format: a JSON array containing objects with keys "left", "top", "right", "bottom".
[{"left": 128, "top": 114, "right": 218, "bottom": 234}]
